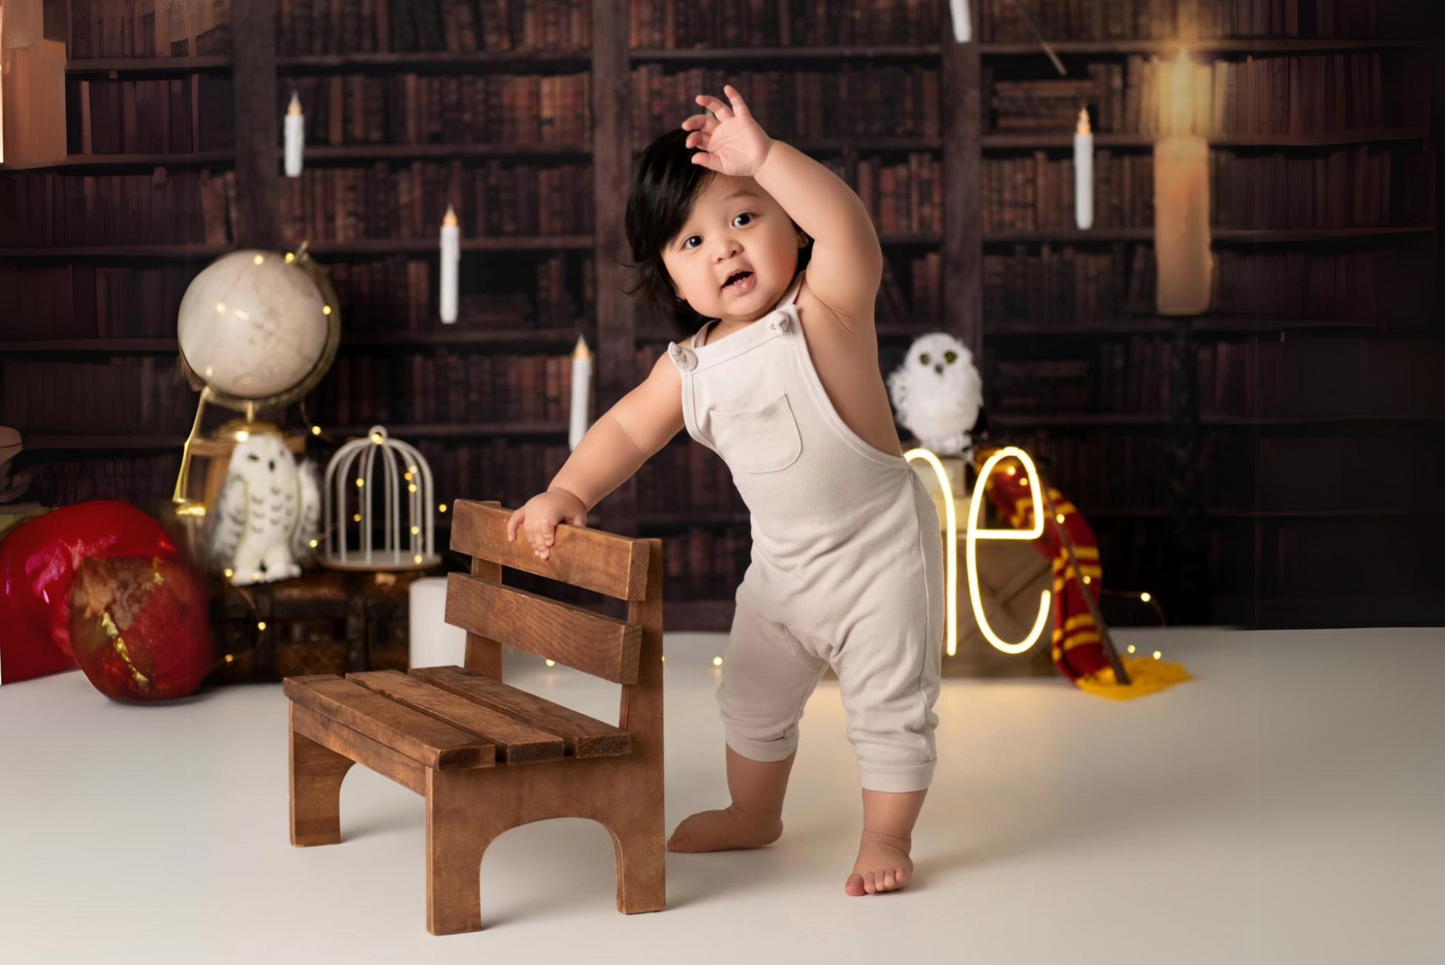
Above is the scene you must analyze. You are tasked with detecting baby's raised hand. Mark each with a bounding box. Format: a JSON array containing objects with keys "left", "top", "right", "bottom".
[
  {"left": 506, "top": 489, "right": 587, "bottom": 561},
  {"left": 682, "top": 84, "right": 773, "bottom": 178}
]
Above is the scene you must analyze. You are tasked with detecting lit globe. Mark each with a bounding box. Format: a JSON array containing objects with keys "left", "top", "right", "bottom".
[{"left": 177, "top": 250, "right": 330, "bottom": 400}]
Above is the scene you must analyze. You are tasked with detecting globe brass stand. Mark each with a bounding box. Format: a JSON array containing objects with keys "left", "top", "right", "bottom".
[{"left": 171, "top": 242, "right": 342, "bottom": 554}]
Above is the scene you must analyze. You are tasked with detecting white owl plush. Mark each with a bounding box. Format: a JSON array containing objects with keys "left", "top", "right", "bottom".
[
  {"left": 887, "top": 332, "right": 983, "bottom": 456},
  {"left": 208, "top": 433, "right": 322, "bottom": 586}
]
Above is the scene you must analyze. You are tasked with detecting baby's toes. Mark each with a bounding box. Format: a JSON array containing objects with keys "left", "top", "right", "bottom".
[
  {"left": 881, "top": 868, "right": 898, "bottom": 890},
  {"left": 845, "top": 872, "right": 866, "bottom": 896}
]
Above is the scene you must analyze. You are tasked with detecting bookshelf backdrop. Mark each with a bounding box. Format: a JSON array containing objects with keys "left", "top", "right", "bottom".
[{"left": 2, "top": 0, "right": 1440, "bottom": 629}]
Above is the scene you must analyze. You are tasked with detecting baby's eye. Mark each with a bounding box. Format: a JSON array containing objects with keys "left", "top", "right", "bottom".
[
  {"left": 944, "top": 350, "right": 957, "bottom": 363},
  {"left": 682, "top": 235, "right": 700, "bottom": 249},
  {"left": 734, "top": 212, "right": 754, "bottom": 227},
  {"left": 919, "top": 353, "right": 931, "bottom": 365}
]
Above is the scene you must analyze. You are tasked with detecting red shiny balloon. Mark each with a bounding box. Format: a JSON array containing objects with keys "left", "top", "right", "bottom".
[{"left": 0, "top": 501, "right": 180, "bottom": 683}]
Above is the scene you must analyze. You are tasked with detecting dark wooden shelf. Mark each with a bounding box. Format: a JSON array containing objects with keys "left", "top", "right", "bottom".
[
  {"left": 292, "top": 143, "right": 592, "bottom": 161},
  {"left": 327, "top": 422, "right": 570, "bottom": 438},
  {"left": 276, "top": 50, "right": 590, "bottom": 70},
  {"left": 632, "top": 136, "right": 943, "bottom": 154},
  {"left": 983, "top": 226, "right": 1434, "bottom": 244},
  {"left": 981, "top": 128, "right": 1430, "bottom": 150},
  {"left": 1199, "top": 413, "right": 1445, "bottom": 425},
  {"left": 342, "top": 327, "right": 588, "bottom": 348},
  {"left": 629, "top": 45, "right": 940, "bottom": 62},
  {"left": 990, "top": 411, "right": 1170, "bottom": 427},
  {"left": 24, "top": 434, "right": 188, "bottom": 451},
  {"left": 983, "top": 317, "right": 1419, "bottom": 336},
  {"left": 66, "top": 56, "right": 232, "bottom": 73},
  {"left": 305, "top": 236, "right": 593, "bottom": 255},
  {"left": 979, "top": 39, "right": 1430, "bottom": 55},
  {"left": 0, "top": 151, "right": 235, "bottom": 171},
  {"left": 0, "top": 328, "right": 591, "bottom": 355},
  {"left": 0, "top": 339, "right": 181, "bottom": 354},
  {"left": 0, "top": 245, "right": 228, "bottom": 259},
  {"left": 1207, "top": 506, "right": 1445, "bottom": 519}
]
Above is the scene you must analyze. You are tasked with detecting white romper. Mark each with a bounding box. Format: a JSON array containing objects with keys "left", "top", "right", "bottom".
[{"left": 665, "top": 269, "right": 945, "bottom": 793}]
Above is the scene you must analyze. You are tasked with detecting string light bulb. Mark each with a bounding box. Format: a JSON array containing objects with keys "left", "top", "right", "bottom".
[
  {"left": 1152, "top": 650, "right": 1163, "bottom": 660},
  {"left": 712, "top": 656, "right": 723, "bottom": 667},
  {"left": 257, "top": 621, "right": 267, "bottom": 631},
  {"left": 310, "top": 425, "right": 321, "bottom": 436},
  {"left": 545, "top": 659, "right": 556, "bottom": 667}
]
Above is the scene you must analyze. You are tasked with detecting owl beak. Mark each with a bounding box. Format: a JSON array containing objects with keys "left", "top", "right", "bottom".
[{"left": 934, "top": 363, "right": 943, "bottom": 374}]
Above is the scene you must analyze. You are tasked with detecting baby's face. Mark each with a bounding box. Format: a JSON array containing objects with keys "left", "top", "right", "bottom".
[{"left": 660, "top": 173, "right": 802, "bottom": 325}]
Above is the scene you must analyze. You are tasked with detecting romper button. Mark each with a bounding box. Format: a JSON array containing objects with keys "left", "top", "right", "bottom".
[
  {"left": 669, "top": 344, "right": 695, "bottom": 370},
  {"left": 768, "top": 314, "right": 788, "bottom": 333}
]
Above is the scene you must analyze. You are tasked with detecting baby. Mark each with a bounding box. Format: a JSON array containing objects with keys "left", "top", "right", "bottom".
[{"left": 507, "top": 85, "right": 943, "bottom": 897}]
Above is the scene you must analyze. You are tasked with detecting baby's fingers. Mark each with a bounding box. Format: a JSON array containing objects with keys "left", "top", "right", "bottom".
[{"left": 507, "top": 507, "right": 525, "bottom": 541}]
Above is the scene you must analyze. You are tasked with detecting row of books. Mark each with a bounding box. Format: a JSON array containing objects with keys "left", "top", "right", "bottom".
[
  {"left": 0, "top": 169, "right": 236, "bottom": 247},
  {"left": 67, "top": 0, "right": 229, "bottom": 59},
  {"left": 1, "top": 356, "right": 193, "bottom": 434},
  {"left": 19, "top": 453, "right": 183, "bottom": 509},
  {"left": 408, "top": 439, "right": 571, "bottom": 517},
  {"left": 984, "top": 244, "right": 1150, "bottom": 322},
  {"left": 628, "top": 0, "right": 943, "bottom": 49},
  {"left": 280, "top": 72, "right": 592, "bottom": 147},
  {"left": 990, "top": 337, "right": 1171, "bottom": 414},
  {"left": 1233, "top": 431, "right": 1434, "bottom": 510},
  {"left": 989, "top": 51, "right": 1408, "bottom": 140},
  {"left": 277, "top": 0, "right": 591, "bottom": 56},
  {"left": 313, "top": 352, "right": 582, "bottom": 427},
  {"left": 657, "top": 529, "right": 752, "bottom": 598},
  {"left": 630, "top": 65, "right": 940, "bottom": 143},
  {"left": 983, "top": 244, "right": 1431, "bottom": 324},
  {"left": 855, "top": 154, "right": 945, "bottom": 235},
  {"left": 325, "top": 252, "right": 593, "bottom": 332},
  {"left": 984, "top": 152, "right": 1153, "bottom": 231},
  {"left": 276, "top": 161, "right": 594, "bottom": 242},
  {"left": 1198, "top": 335, "right": 1443, "bottom": 416},
  {"left": 65, "top": 76, "right": 231, "bottom": 155},
  {"left": 984, "top": 144, "right": 1411, "bottom": 232},
  {"left": 984, "top": 429, "right": 1171, "bottom": 511},
  {"left": 982, "top": 0, "right": 1394, "bottom": 42},
  {"left": 0, "top": 263, "right": 196, "bottom": 338}
]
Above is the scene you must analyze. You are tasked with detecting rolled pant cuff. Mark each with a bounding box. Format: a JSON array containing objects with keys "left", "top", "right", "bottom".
[
  {"left": 723, "top": 729, "right": 799, "bottom": 763},
  {"left": 858, "top": 758, "right": 936, "bottom": 793}
]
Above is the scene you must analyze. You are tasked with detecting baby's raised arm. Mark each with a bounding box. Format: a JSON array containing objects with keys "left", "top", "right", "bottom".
[{"left": 506, "top": 351, "right": 685, "bottom": 560}]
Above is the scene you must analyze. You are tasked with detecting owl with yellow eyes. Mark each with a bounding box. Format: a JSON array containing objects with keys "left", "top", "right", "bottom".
[{"left": 886, "top": 332, "right": 982, "bottom": 456}]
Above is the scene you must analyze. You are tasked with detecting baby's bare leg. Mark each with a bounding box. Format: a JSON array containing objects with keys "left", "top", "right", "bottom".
[
  {"left": 666, "top": 744, "right": 794, "bottom": 852},
  {"left": 846, "top": 787, "right": 926, "bottom": 895}
]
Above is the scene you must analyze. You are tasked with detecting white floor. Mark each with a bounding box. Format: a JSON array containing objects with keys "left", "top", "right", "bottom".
[{"left": 2, "top": 624, "right": 1441, "bottom": 965}]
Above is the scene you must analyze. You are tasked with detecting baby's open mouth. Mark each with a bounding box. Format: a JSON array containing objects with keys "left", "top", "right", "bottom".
[{"left": 722, "top": 270, "right": 754, "bottom": 291}]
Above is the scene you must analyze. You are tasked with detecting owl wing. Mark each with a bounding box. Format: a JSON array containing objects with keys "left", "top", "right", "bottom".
[
  {"left": 290, "top": 458, "right": 322, "bottom": 559},
  {"left": 209, "top": 473, "right": 249, "bottom": 568},
  {"left": 886, "top": 364, "right": 910, "bottom": 415}
]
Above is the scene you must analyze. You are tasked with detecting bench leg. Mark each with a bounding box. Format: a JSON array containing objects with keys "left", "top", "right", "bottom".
[
  {"left": 289, "top": 703, "right": 355, "bottom": 847},
  {"left": 425, "top": 770, "right": 491, "bottom": 936},
  {"left": 607, "top": 812, "right": 667, "bottom": 915}
]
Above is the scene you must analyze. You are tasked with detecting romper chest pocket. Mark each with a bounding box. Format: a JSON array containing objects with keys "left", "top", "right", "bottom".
[{"left": 710, "top": 393, "right": 803, "bottom": 473}]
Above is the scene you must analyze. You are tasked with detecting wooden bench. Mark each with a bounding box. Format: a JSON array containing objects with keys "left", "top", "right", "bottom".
[{"left": 284, "top": 499, "right": 665, "bottom": 935}]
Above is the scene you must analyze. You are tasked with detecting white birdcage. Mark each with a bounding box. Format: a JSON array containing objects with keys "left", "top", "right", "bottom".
[{"left": 320, "top": 425, "right": 440, "bottom": 571}]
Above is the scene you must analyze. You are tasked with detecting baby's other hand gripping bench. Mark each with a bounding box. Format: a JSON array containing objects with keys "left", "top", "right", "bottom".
[{"left": 283, "top": 500, "right": 665, "bottom": 935}]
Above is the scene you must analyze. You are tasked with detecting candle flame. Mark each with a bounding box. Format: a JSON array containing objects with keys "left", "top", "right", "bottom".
[
  {"left": 288, "top": 91, "right": 303, "bottom": 116},
  {"left": 442, "top": 203, "right": 459, "bottom": 228},
  {"left": 1076, "top": 107, "right": 1091, "bottom": 135},
  {"left": 573, "top": 334, "right": 591, "bottom": 359}
]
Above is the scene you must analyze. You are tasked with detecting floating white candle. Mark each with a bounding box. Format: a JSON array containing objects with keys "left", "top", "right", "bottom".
[
  {"left": 948, "top": 0, "right": 972, "bottom": 43},
  {"left": 1074, "top": 107, "right": 1093, "bottom": 230},
  {"left": 569, "top": 334, "right": 592, "bottom": 451},
  {"left": 439, "top": 203, "right": 459, "bottom": 324},
  {"left": 283, "top": 91, "right": 304, "bottom": 178},
  {"left": 1153, "top": 53, "right": 1214, "bottom": 314}
]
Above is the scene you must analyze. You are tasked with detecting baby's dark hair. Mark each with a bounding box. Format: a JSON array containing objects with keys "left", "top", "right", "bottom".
[{"left": 623, "top": 128, "right": 808, "bottom": 336}]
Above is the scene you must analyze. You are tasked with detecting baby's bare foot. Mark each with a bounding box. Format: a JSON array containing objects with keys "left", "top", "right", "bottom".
[
  {"left": 666, "top": 805, "right": 783, "bottom": 852},
  {"left": 845, "top": 830, "right": 914, "bottom": 895}
]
